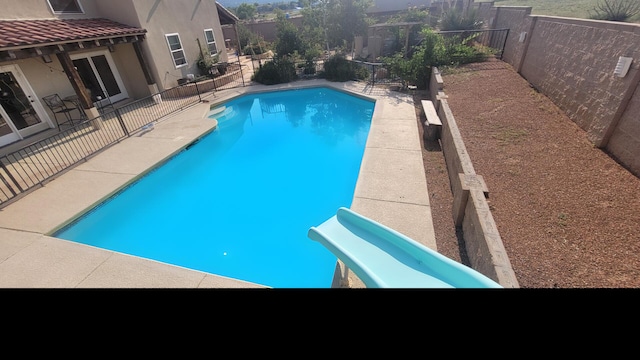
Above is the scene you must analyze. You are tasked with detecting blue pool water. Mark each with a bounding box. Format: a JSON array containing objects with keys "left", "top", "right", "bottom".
[{"left": 55, "top": 87, "right": 375, "bottom": 288}]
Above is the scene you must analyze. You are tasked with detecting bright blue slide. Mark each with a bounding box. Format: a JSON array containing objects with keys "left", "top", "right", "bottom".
[{"left": 308, "top": 207, "right": 502, "bottom": 288}]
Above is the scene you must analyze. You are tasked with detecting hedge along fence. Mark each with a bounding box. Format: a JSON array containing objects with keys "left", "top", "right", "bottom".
[{"left": 428, "top": 67, "right": 520, "bottom": 288}]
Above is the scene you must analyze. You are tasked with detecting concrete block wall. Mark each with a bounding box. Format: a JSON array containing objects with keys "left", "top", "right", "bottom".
[
  {"left": 607, "top": 81, "right": 640, "bottom": 174},
  {"left": 476, "top": 0, "right": 640, "bottom": 177},
  {"left": 430, "top": 67, "right": 519, "bottom": 288},
  {"left": 473, "top": 1, "right": 495, "bottom": 25},
  {"left": 519, "top": 17, "right": 640, "bottom": 146},
  {"left": 491, "top": 7, "right": 533, "bottom": 71}
]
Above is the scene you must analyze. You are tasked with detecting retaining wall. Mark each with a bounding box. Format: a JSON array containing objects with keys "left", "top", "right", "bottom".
[{"left": 428, "top": 67, "right": 520, "bottom": 288}]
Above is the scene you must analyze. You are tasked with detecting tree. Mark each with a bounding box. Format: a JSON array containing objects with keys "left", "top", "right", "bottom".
[
  {"left": 325, "top": 0, "right": 372, "bottom": 51},
  {"left": 275, "top": 10, "right": 304, "bottom": 57},
  {"left": 235, "top": 3, "right": 257, "bottom": 20},
  {"left": 386, "top": 6, "right": 431, "bottom": 54},
  {"left": 383, "top": 27, "right": 495, "bottom": 89},
  {"left": 301, "top": 2, "right": 328, "bottom": 52}
]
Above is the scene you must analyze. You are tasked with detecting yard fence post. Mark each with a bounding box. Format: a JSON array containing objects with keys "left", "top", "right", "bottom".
[
  {"left": 114, "top": 108, "right": 130, "bottom": 137},
  {"left": 194, "top": 81, "right": 202, "bottom": 102},
  {"left": 238, "top": 55, "right": 245, "bottom": 87},
  {"left": 371, "top": 63, "right": 376, "bottom": 86}
]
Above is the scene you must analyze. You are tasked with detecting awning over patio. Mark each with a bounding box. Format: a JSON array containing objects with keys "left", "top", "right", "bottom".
[{"left": 0, "top": 18, "right": 147, "bottom": 62}]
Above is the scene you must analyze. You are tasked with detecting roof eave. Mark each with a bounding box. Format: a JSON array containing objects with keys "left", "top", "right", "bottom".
[{"left": 216, "top": 2, "right": 239, "bottom": 25}]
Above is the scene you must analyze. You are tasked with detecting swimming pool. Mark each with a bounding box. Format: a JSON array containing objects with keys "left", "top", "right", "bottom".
[{"left": 54, "top": 87, "right": 375, "bottom": 288}]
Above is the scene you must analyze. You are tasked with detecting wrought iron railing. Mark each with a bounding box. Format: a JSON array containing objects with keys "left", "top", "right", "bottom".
[
  {"left": 437, "top": 28, "right": 510, "bottom": 60},
  {"left": 348, "top": 60, "right": 403, "bottom": 88},
  {"left": 0, "top": 80, "right": 220, "bottom": 208}
]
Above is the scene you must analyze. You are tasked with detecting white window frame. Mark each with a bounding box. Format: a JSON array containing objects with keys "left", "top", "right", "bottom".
[
  {"left": 165, "top": 33, "right": 188, "bottom": 69},
  {"left": 47, "top": 0, "right": 84, "bottom": 14},
  {"left": 204, "top": 29, "right": 218, "bottom": 56}
]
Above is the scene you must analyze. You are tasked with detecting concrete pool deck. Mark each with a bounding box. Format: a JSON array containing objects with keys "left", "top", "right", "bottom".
[{"left": 0, "top": 79, "right": 435, "bottom": 288}]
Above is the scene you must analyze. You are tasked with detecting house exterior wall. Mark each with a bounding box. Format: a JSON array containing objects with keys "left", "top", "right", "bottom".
[
  {"left": 2, "top": 57, "right": 71, "bottom": 129},
  {"left": 115, "top": 0, "right": 229, "bottom": 90},
  {"left": 0, "top": 0, "right": 101, "bottom": 19},
  {"left": 1, "top": 0, "right": 148, "bottom": 108},
  {"left": 103, "top": 43, "right": 150, "bottom": 100},
  {"left": 2, "top": 0, "right": 230, "bottom": 92},
  {"left": 2, "top": 48, "right": 144, "bottom": 128}
]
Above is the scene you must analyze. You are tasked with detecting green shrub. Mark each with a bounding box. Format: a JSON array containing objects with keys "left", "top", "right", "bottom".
[
  {"left": 323, "top": 54, "right": 370, "bottom": 82},
  {"left": 382, "top": 29, "right": 496, "bottom": 89},
  {"left": 196, "top": 50, "right": 219, "bottom": 77},
  {"left": 252, "top": 56, "right": 297, "bottom": 85},
  {"left": 442, "top": 34, "right": 497, "bottom": 65}
]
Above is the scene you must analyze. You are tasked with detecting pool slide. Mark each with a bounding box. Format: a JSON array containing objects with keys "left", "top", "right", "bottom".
[{"left": 308, "top": 207, "right": 502, "bottom": 288}]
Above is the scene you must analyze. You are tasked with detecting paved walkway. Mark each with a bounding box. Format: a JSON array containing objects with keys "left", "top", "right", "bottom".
[{"left": 0, "top": 79, "right": 435, "bottom": 288}]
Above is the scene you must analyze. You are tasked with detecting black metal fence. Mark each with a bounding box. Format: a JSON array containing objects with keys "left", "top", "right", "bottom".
[
  {"left": 437, "top": 28, "right": 510, "bottom": 60},
  {"left": 0, "top": 81, "right": 214, "bottom": 208},
  {"left": 247, "top": 56, "right": 327, "bottom": 80},
  {"left": 0, "top": 52, "right": 255, "bottom": 209},
  {"left": 349, "top": 60, "right": 403, "bottom": 88},
  {"left": 248, "top": 56, "right": 402, "bottom": 88}
]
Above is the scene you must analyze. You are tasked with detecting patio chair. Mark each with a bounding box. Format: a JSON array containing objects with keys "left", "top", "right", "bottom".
[{"left": 42, "top": 94, "right": 84, "bottom": 130}]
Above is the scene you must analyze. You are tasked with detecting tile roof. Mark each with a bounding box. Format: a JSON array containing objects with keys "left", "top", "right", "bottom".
[{"left": 0, "top": 18, "right": 146, "bottom": 49}]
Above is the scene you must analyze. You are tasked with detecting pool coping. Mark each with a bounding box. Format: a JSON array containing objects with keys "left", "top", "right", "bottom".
[{"left": 0, "top": 79, "right": 436, "bottom": 288}]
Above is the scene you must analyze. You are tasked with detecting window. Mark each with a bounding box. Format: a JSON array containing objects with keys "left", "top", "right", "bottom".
[
  {"left": 204, "top": 29, "right": 218, "bottom": 56},
  {"left": 48, "top": 0, "right": 83, "bottom": 14},
  {"left": 165, "top": 33, "right": 187, "bottom": 68}
]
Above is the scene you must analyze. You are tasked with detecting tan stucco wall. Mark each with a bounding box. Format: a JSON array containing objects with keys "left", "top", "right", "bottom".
[
  {"left": 2, "top": 1, "right": 150, "bottom": 103},
  {"left": 109, "top": 0, "right": 229, "bottom": 90},
  {"left": 3, "top": 0, "right": 230, "bottom": 95},
  {"left": 5, "top": 57, "right": 76, "bottom": 128},
  {"left": 5, "top": 47, "right": 151, "bottom": 124},
  {"left": 2, "top": 0, "right": 101, "bottom": 19},
  {"left": 109, "top": 43, "right": 149, "bottom": 100}
]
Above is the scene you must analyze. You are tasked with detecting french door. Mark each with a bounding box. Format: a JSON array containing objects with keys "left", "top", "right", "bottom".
[
  {"left": 0, "top": 64, "right": 51, "bottom": 147},
  {"left": 71, "top": 50, "right": 128, "bottom": 107}
]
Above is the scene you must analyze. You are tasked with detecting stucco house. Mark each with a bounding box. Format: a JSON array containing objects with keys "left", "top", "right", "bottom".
[{"left": 0, "top": 0, "right": 237, "bottom": 149}]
